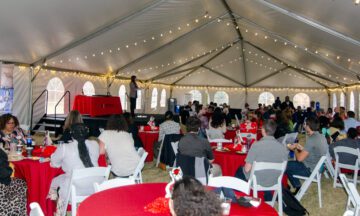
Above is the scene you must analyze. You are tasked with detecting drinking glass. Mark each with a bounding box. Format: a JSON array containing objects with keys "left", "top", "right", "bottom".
[{"left": 221, "top": 198, "right": 232, "bottom": 215}]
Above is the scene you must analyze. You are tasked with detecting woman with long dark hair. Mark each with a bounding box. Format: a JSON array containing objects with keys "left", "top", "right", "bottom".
[
  {"left": 57, "top": 110, "right": 84, "bottom": 143},
  {"left": 98, "top": 115, "right": 140, "bottom": 177},
  {"left": 129, "top": 75, "right": 140, "bottom": 117},
  {"left": 207, "top": 107, "right": 226, "bottom": 139},
  {"left": 48, "top": 123, "right": 100, "bottom": 215}
]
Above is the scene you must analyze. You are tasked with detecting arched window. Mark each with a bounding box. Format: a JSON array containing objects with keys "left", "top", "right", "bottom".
[
  {"left": 82, "top": 81, "right": 95, "bottom": 96},
  {"left": 293, "top": 93, "right": 310, "bottom": 109},
  {"left": 151, "top": 88, "right": 158, "bottom": 109},
  {"left": 118, "top": 85, "right": 127, "bottom": 111},
  {"left": 350, "top": 91, "right": 355, "bottom": 111},
  {"left": 332, "top": 93, "right": 337, "bottom": 109},
  {"left": 46, "top": 77, "right": 65, "bottom": 114},
  {"left": 160, "top": 89, "right": 166, "bottom": 107},
  {"left": 136, "top": 90, "right": 142, "bottom": 110},
  {"left": 189, "top": 90, "right": 202, "bottom": 103},
  {"left": 340, "top": 92, "right": 345, "bottom": 107},
  {"left": 214, "top": 91, "right": 229, "bottom": 105},
  {"left": 258, "top": 92, "right": 275, "bottom": 106}
]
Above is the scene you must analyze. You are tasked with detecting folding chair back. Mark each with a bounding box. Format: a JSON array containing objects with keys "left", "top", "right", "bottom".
[
  {"left": 250, "top": 161, "right": 287, "bottom": 216},
  {"left": 208, "top": 176, "right": 250, "bottom": 195},
  {"left": 94, "top": 178, "right": 135, "bottom": 192},
  {"left": 29, "top": 202, "right": 44, "bottom": 216},
  {"left": 129, "top": 149, "right": 148, "bottom": 183},
  {"left": 294, "top": 156, "right": 326, "bottom": 208},
  {"left": 156, "top": 134, "right": 182, "bottom": 167},
  {"left": 334, "top": 147, "right": 360, "bottom": 188},
  {"left": 67, "top": 166, "right": 111, "bottom": 216}
]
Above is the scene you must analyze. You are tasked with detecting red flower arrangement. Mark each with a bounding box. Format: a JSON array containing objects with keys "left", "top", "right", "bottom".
[{"left": 144, "top": 197, "right": 170, "bottom": 214}]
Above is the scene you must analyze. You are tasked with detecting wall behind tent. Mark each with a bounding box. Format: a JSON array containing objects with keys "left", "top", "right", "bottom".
[
  {"left": 32, "top": 70, "right": 107, "bottom": 126},
  {"left": 12, "top": 67, "right": 31, "bottom": 126}
]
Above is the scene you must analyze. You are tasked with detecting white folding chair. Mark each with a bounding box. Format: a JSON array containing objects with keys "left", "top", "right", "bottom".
[
  {"left": 240, "top": 133, "right": 257, "bottom": 143},
  {"left": 208, "top": 176, "right": 251, "bottom": 195},
  {"left": 250, "top": 161, "right": 287, "bottom": 216},
  {"left": 340, "top": 174, "right": 357, "bottom": 215},
  {"left": 334, "top": 147, "right": 360, "bottom": 188},
  {"left": 294, "top": 156, "right": 327, "bottom": 208},
  {"left": 347, "top": 182, "right": 360, "bottom": 216},
  {"left": 94, "top": 178, "right": 135, "bottom": 192},
  {"left": 325, "top": 152, "right": 335, "bottom": 179},
  {"left": 66, "top": 166, "right": 111, "bottom": 216},
  {"left": 126, "top": 148, "right": 148, "bottom": 183},
  {"left": 156, "top": 136, "right": 165, "bottom": 167},
  {"left": 171, "top": 141, "right": 179, "bottom": 167},
  {"left": 235, "top": 114, "right": 240, "bottom": 127},
  {"left": 29, "top": 202, "right": 44, "bottom": 216},
  {"left": 206, "top": 129, "right": 232, "bottom": 144}
]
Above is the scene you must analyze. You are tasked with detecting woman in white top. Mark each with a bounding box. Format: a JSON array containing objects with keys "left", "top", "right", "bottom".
[
  {"left": 207, "top": 107, "right": 226, "bottom": 140},
  {"left": 99, "top": 115, "right": 140, "bottom": 177},
  {"left": 48, "top": 123, "right": 100, "bottom": 216}
]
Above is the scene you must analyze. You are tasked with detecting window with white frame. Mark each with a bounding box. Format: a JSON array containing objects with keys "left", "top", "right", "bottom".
[
  {"left": 214, "top": 91, "right": 229, "bottom": 105},
  {"left": 160, "top": 89, "right": 166, "bottom": 107},
  {"left": 189, "top": 90, "right": 202, "bottom": 103},
  {"left": 136, "top": 90, "right": 142, "bottom": 110},
  {"left": 350, "top": 91, "right": 355, "bottom": 111},
  {"left": 340, "top": 92, "right": 345, "bottom": 107},
  {"left": 151, "top": 88, "right": 158, "bottom": 109},
  {"left": 332, "top": 93, "right": 337, "bottom": 109},
  {"left": 258, "top": 92, "right": 275, "bottom": 106},
  {"left": 118, "top": 85, "right": 127, "bottom": 111},
  {"left": 82, "top": 81, "right": 95, "bottom": 96},
  {"left": 46, "top": 77, "right": 65, "bottom": 114},
  {"left": 293, "top": 93, "right": 310, "bottom": 109}
]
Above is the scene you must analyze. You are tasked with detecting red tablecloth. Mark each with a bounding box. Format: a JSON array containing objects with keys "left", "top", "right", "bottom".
[
  {"left": 225, "top": 129, "right": 237, "bottom": 141},
  {"left": 12, "top": 160, "right": 64, "bottom": 216},
  {"left": 12, "top": 154, "right": 108, "bottom": 216},
  {"left": 73, "top": 95, "right": 123, "bottom": 117},
  {"left": 138, "top": 131, "right": 159, "bottom": 162},
  {"left": 77, "top": 183, "right": 277, "bottom": 216},
  {"left": 213, "top": 148, "right": 247, "bottom": 176},
  {"left": 213, "top": 145, "right": 288, "bottom": 186}
]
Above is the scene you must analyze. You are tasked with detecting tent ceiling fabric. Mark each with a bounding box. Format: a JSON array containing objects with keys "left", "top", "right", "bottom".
[{"left": 0, "top": 0, "right": 359, "bottom": 88}]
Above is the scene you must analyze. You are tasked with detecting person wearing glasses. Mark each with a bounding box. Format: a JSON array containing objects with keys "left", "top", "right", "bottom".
[{"left": 0, "top": 114, "right": 26, "bottom": 148}]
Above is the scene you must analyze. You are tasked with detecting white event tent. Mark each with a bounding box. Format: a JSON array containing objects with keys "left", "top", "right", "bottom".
[{"left": 0, "top": 0, "right": 359, "bottom": 126}]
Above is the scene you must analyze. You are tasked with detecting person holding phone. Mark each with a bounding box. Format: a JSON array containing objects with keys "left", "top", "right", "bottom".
[{"left": 285, "top": 117, "right": 328, "bottom": 194}]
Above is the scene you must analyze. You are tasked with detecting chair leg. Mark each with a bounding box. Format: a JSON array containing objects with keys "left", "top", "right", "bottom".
[
  {"left": 354, "top": 169, "right": 358, "bottom": 188},
  {"left": 278, "top": 188, "right": 283, "bottom": 216},
  {"left": 317, "top": 174, "right": 322, "bottom": 208},
  {"left": 333, "top": 167, "right": 339, "bottom": 188},
  {"left": 71, "top": 186, "right": 77, "bottom": 216},
  {"left": 270, "top": 190, "right": 277, "bottom": 207}
]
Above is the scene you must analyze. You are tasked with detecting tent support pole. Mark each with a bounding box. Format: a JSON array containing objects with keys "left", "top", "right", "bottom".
[
  {"left": 234, "top": 13, "right": 359, "bottom": 78},
  {"left": 32, "top": 0, "right": 166, "bottom": 66},
  {"left": 112, "top": 13, "right": 228, "bottom": 79},
  {"left": 202, "top": 66, "right": 246, "bottom": 87},
  {"left": 28, "top": 67, "right": 34, "bottom": 129},
  {"left": 221, "top": 0, "right": 248, "bottom": 87},
  {"left": 257, "top": 0, "right": 360, "bottom": 47},
  {"left": 293, "top": 70, "right": 329, "bottom": 88}
]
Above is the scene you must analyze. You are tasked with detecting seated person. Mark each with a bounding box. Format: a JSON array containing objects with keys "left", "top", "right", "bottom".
[
  {"left": 329, "top": 127, "right": 360, "bottom": 165},
  {"left": 98, "top": 115, "right": 140, "bottom": 177},
  {"left": 49, "top": 123, "right": 100, "bottom": 216},
  {"left": 207, "top": 108, "right": 226, "bottom": 140},
  {"left": 0, "top": 148, "right": 27, "bottom": 216},
  {"left": 286, "top": 117, "right": 328, "bottom": 194},
  {"left": 344, "top": 111, "right": 360, "bottom": 132},
  {"left": 329, "top": 117, "right": 347, "bottom": 142},
  {"left": 123, "top": 112, "right": 143, "bottom": 149},
  {"left": 169, "top": 176, "right": 222, "bottom": 216},
  {"left": 0, "top": 114, "right": 26, "bottom": 147},
  {"left": 57, "top": 110, "right": 84, "bottom": 143},
  {"left": 235, "top": 119, "right": 288, "bottom": 200},
  {"left": 158, "top": 111, "right": 181, "bottom": 142},
  {"left": 178, "top": 116, "right": 221, "bottom": 177}
]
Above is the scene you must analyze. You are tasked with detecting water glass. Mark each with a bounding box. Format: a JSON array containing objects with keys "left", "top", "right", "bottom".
[
  {"left": 26, "top": 147, "right": 33, "bottom": 157},
  {"left": 217, "top": 142, "right": 223, "bottom": 150},
  {"left": 221, "top": 198, "right": 232, "bottom": 215}
]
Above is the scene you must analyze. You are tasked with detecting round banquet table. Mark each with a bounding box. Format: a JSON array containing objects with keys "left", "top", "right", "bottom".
[
  {"left": 12, "top": 159, "right": 64, "bottom": 216},
  {"left": 77, "top": 183, "right": 277, "bottom": 216},
  {"left": 213, "top": 148, "right": 247, "bottom": 176},
  {"left": 138, "top": 131, "right": 159, "bottom": 162}
]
